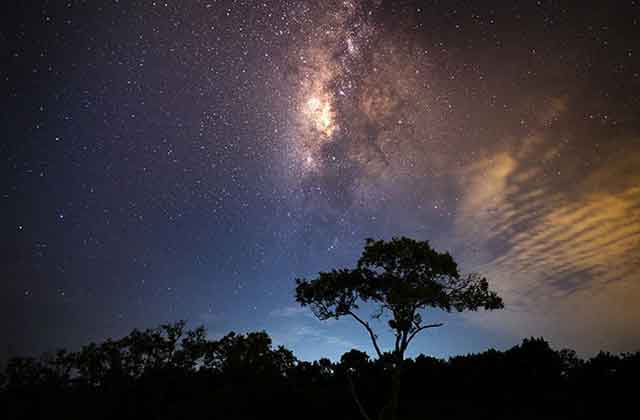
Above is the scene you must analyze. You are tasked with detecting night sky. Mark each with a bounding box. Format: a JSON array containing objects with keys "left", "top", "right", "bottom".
[{"left": 2, "top": 1, "right": 639, "bottom": 362}]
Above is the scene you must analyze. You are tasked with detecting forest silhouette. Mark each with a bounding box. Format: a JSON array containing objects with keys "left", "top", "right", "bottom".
[
  {"left": 2, "top": 238, "right": 638, "bottom": 419},
  {"left": 2, "top": 325, "right": 638, "bottom": 420}
]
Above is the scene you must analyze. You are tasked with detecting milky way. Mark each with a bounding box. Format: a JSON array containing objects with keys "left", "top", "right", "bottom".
[
  {"left": 286, "top": 1, "right": 438, "bottom": 196},
  {"left": 2, "top": 1, "right": 640, "bottom": 361}
]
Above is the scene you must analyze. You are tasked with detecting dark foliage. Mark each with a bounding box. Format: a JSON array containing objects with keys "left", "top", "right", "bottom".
[{"left": 1, "top": 325, "right": 638, "bottom": 420}]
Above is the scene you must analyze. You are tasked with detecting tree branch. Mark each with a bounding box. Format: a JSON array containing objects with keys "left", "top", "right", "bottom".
[
  {"left": 405, "top": 323, "right": 444, "bottom": 348},
  {"left": 347, "top": 311, "right": 383, "bottom": 359}
]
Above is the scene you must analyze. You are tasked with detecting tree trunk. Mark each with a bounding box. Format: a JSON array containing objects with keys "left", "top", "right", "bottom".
[
  {"left": 378, "top": 356, "right": 403, "bottom": 420},
  {"left": 390, "top": 363, "right": 401, "bottom": 420},
  {"left": 347, "top": 373, "right": 372, "bottom": 420}
]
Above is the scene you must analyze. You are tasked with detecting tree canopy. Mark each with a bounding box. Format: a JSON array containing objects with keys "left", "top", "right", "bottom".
[{"left": 295, "top": 237, "right": 504, "bottom": 361}]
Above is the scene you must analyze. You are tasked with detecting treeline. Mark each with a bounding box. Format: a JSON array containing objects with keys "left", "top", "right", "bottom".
[{"left": 1, "top": 321, "right": 638, "bottom": 420}]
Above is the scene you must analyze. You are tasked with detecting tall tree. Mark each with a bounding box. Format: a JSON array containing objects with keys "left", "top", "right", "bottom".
[{"left": 295, "top": 237, "right": 504, "bottom": 420}]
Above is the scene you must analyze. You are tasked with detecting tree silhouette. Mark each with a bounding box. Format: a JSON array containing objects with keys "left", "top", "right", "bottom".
[
  {"left": 295, "top": 237, "right": 504, "bottom": 420},
  {"left": 206, "top": 330, "right": 295, "bottom": 377},
  {"left": 2, "top": 322, "right": 639, "bottom": 420}
]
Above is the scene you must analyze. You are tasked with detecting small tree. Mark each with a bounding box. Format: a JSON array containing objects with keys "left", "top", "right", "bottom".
[{"left": 295, "top": 237, "right": 504, "bottom": 420}]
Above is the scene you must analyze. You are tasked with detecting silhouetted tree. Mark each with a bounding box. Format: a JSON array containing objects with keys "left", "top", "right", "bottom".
[
  {"left": 206, "top": 330, "right": 295, "bottom": 377},
  {"left": 295, "top": 237, "right": 504, "bottom": 420}
]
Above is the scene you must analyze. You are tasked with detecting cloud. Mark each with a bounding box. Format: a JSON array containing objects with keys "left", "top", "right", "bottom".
[
  {"left": 292, "top": 325, "right": 355, "bottom": 349},
  {"left": 269, "top": 305, "right": 308, "bottom": 318},
  {"left": 453, "top": 132, "right": 640, "bottom": 354},
  {"left": 270, "top": 323, "right": 358, "bottom": 361}
]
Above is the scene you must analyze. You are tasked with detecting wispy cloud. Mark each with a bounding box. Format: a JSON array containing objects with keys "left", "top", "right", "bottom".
[
  {"left": 451, "top": 119, "right": 640, "bottom": 354},
  {"left": 456, "top": 142, "right": 640, "bottom": 295},
  {"left": 269, "top": 305, "right": 308, "bottom": 318},
  {"left": 293, "top": 325, "right": 355, "bottom": 349}
]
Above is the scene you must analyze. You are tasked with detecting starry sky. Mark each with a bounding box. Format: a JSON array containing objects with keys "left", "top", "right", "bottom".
[{"left": 2, "top": 0, "right": 640, "bottom": 362}]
